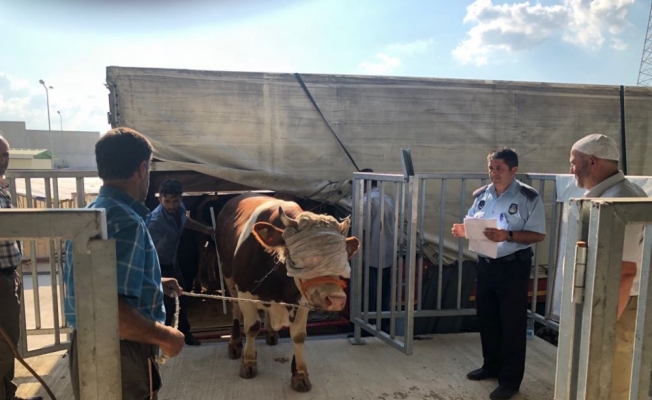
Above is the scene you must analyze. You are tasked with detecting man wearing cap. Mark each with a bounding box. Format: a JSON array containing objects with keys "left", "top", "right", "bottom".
[
  {"left": 452, "top": 148, "right": 546, "bottom": 400},
  {"left": 569, "top": 133, "right": 647, "bottom": 400}
]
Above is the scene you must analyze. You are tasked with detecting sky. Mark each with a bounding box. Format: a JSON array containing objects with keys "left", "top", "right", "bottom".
[{"left": 0, "top": 0, "right": 650, "bottom": 133}]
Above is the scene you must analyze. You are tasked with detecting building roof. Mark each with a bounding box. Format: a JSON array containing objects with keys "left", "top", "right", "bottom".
[{"left": 10, "top": 149, "right": 49, "bottom": 159}]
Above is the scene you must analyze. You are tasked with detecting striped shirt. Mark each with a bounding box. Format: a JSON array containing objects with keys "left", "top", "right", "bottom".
[
  {"left": 0, "top": 183, "right": 22, "bottom": 269},
  {"left": 64, "top": 185, "right": 165, "bottom": 328}
]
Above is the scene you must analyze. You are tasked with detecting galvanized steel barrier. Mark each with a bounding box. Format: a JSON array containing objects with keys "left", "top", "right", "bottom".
[
  {"left": 349, "top": 172, "right": 562, "bottom": 355},
  {"left": 4, "top": 169, "right": 98, "bottom": 357},
  {"left": 555, "top": 198, "right": 652, "bottom": 400},
  {"left": 0, "top": 208, "right": 121, "bottom": 400}
]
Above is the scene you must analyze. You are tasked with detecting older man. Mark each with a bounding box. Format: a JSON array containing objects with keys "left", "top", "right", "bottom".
[
  {"left": 0, "top": 135, "right": 42, "bottom": 400},
  {"left": 569, "top": 133, "right": 647, "bottom": 400}
]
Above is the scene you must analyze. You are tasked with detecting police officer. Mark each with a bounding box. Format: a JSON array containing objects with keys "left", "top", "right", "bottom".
[{"left": 451, "top": 148, "right": 546, "bottom": 400}]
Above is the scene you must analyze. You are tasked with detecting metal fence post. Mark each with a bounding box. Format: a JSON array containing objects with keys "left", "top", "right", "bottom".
[
  {"left": 555, "top": 199, "right": 584, "bottom": 400},
  {"left": 73, "top": 238, "right": 122, "bottom": 400},
  {"left": 577, "top": 202, "right": 624, "bottom": 399}
]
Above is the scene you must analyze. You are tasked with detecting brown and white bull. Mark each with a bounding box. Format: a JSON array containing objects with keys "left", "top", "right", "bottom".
[{"left": 216, "top": 193, "right": 359, "bottom": 392}]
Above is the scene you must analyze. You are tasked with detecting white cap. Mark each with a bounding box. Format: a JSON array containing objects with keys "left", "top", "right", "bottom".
[{"left": 571, "top": 134, "right": 620, "bottom": 162}]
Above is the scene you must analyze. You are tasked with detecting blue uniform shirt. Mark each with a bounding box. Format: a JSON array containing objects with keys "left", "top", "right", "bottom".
[
  {"left": 467, "top": 179, "right": 546, "bottom": 258},
  {"left": 64, "top": 185, "right": 166, "bottom": 328},
  {"left": 147, "top": 202, "right": 187, "bottom": 266}
]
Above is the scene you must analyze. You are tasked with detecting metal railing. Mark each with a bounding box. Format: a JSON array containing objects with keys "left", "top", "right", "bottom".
[
  {"left": 4, "top": 169, "right": 98, "bottom": 357},
  {"left": 0, "top": 208, "right": 121, "bottom": 400},
  {"left": 349, "top": 172, "right": 562, "bottom": 355},
  {"left": 555, "top": 198, "right": 652, "bottom": 400}
]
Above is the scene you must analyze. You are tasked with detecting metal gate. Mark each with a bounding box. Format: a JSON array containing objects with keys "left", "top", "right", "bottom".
[
  {"left": 5, "top": 169, "right": 98, "bottom": 358},
  {"left": 349, "top": 171, "right": 561, "bottom": 355},
  {"left": 555, "top": 198, "right": 652, "bottom": 400},
  {"left": 1, "top": 208, "right": 122, "bottom": 400}
]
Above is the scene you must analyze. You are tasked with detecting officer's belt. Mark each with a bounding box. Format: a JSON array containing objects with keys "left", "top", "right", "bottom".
[{"left": 478, "top": 248, "right": 532, "bottom": 265}]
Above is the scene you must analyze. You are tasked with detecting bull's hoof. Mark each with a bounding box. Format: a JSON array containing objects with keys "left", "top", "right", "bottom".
[
  {"left": 265, "top": 332, "right": 279, "bottom": 346},
  {"left": 239, "top": 361, "right": 258, "bottom": 379},
  {"left": 291, "top": 373, "right": 312, "bottom": 392},
  {"left": 228, "top": 342, "right": 242, "bottom": 360}
]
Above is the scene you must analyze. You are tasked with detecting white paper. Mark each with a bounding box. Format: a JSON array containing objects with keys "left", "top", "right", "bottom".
[
  {"left": 464, "top": 217, "right": 498, "bottom": 258},
  {"left": 468, "top": 240, "right": 498, "bottom": 259},
  {"left": 463, "top": 217, "right": 497, "bottom": 240}
]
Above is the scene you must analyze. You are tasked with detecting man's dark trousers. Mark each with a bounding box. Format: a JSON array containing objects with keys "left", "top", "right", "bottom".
[{"left": 475, "top": 248, "right": 532, "bottom": 391}]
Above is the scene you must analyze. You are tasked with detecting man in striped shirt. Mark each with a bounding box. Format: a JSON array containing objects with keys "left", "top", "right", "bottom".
[
  {"left": 64, "top": 128, "right": 185, "bottom": 400},
  {"left": 0, "top": 135, "right": 41, "bottom": 400}
]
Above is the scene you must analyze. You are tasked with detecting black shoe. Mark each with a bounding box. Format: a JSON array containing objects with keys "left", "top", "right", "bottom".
[
  {"left": 490, "top": 386, "right": 518, "bottom": 400},
  {"left": 466, "top": 368, "right": 498, "bottom": 381},
  {"left": 184, "top": 334, "right": 201, "bottom": 346}
]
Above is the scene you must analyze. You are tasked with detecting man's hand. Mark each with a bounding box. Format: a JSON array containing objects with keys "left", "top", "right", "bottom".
[
  {"left": 159, "top": 327, "right": 185, "bottom": 358},
  {"left": 204, "top": 226, "right": 215, "bottom": 237},
  {"left": 452, "top": 224, "right": 466, "bottom": 238},
  {"left": 161, "top": 277, "right": 183, "bottom": 297},
  {"left": 483, "top": 228, "right": 509, "bottom": 242}
]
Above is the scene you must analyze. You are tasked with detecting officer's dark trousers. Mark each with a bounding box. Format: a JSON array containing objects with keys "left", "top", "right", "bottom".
[
  {"left": 160, "top": 263, "right": 191, "bottom": 336},
  {"left": 475, "top": 248, "right": 532, "bottom": 391}
]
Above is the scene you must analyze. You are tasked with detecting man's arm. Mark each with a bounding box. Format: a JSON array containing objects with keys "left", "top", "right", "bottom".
[
  {"left": 483, "top": 194, "right": 546, "bottom": 244},
  {"left": 118, "top": 296, "right": 185, "bottom": 357},
  {"left": 510, "top": 230, "right": 545, "bottom": 244},
  {"left": 618, "top": 261, "right": 637, "bottom": 319},
  {"left": 185, "top": 217, "right": 213, "bottom": 236}
]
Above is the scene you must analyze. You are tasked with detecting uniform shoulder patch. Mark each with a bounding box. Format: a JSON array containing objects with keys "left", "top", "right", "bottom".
[
  {"left": 518, "top": 182, "right": 539, "bottom": 202},
  {"left": 473, "top": 185, "right": 489, "bottom": 198}
]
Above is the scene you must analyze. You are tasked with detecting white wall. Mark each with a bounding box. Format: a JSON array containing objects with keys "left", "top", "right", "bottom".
[{"left": 0, "top": 121, "right": 99, "bottom": 169}]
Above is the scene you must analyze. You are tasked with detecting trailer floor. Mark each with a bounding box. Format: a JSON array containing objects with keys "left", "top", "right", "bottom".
[{"left": 15, "top": 333, "right": 555, "bottom": 400}]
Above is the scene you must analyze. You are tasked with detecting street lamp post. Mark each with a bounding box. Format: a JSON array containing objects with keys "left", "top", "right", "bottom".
[
  {"left": 39, "top": 79, "right": 54, "bottom": 167},
  {"left": 57, "top": 110, "right": 63, "bottom": 131}
]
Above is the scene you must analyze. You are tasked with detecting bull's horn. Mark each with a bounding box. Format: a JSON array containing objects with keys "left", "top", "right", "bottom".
[
  {"left": 279, "top": 207, "right": 298, "bottom": 228},
  {"left": 339, "top": 216, "right": 351, "bottom": 235}
]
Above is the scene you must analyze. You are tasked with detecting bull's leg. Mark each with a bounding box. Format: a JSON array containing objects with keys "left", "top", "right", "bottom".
[
  {"left": 226, "top": 278, "right": 243, "bottom": 359},
  {"left": 264, "top": 310, "right": 279, "bottom": 346},
  {"left": 289, "top": 307, "right": 312, "bottom": 392},
  {"left": 239, "top": 298, "right": 260, "bottom": 379}
]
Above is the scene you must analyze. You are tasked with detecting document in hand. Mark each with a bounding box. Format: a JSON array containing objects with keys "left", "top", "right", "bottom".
[{"left": 463, "top": 217, "right": 499, "bottom": 259}]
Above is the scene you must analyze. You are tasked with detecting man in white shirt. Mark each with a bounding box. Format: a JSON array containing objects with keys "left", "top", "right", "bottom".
[{"left": 569, "top": 133, "right": 647, "bottom": 400}]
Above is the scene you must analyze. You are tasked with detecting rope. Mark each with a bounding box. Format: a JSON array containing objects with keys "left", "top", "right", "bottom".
[
  {"left": 0, "top": 324, "right": 57, "bottom": 400},
  {"left": 155, "top": 294, "right": 180, "bottom": 365},
  {"left": 294, "top": 72, "right": 360, "bottom": 172},
  {"left": 155, "top": 291, "right": 314, "bottom": 365},
  {"left": 182, "top": 291, "right": 314, "bottom": 310}
]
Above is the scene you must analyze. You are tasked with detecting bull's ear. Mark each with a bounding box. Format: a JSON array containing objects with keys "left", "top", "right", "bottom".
[
  {"left": 252, "top": 222, "right": 285, "bottom": 248},
  {"left": 345, "top": 237, "right": 360, "bottom": 261}
]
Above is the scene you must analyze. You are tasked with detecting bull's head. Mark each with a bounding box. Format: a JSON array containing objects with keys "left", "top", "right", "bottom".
[{"left": 252, "top": 207, "right": 359, "bottom": 312}]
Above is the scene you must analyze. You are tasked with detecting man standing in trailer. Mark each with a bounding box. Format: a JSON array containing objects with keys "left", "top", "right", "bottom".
[{"left": 147, "top": 179, "right": 215, "bottom": 346}]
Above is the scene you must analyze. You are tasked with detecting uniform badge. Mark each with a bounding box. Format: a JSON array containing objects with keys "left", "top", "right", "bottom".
[
  {"left": 478, "top": 200, "right": 485, "bottom": 210},
  {"left": 508, "top": 203, "right": 518, "bottom": 215}
]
